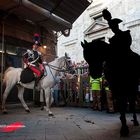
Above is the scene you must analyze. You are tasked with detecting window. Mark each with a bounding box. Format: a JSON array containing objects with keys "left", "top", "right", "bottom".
[
  {"left": 94, "top": 15, "right": 103, "bottom": 21},
  {"left": 93, "top": 37, "right": 105, "bottom": 42}
]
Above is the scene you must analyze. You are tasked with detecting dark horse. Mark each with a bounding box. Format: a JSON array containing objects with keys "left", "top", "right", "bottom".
[{"left": 81, "top": 39, "right": 140, "bottom": 136}]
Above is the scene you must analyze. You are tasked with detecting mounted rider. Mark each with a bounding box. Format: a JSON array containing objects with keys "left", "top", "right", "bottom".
[{"left": 23, "top": 34, "right": 45, "bottom": 85}]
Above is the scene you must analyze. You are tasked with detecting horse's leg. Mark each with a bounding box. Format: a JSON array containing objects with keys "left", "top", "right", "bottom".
[
  {"left": 40, "top": 89, "right": 44, "bottom": 110},
  {"left": 118, "top": 97, "right": 129, "bottom": 137},
  {"left": 17, "top": 86, "right": 30, "bottom": 112},
  {"left": 120, "top": 112, "right": 129, "bottom": 137},
  {"left": 132, "top": 112, "right": 139, "bottom": 126},
  {"left": 129, "top": 96, "right": 139, "bottom": 126},
  {"left": 44, "top": 88, "right": 53, "bottom": 116},
  {"left": 50, "top": 91, "right": 54, "bottom": 106},
  {"left": 2, "top": 86, "right": 12, "bottom": 114}
]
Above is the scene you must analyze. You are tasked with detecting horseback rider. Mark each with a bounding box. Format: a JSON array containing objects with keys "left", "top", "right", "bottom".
[{"left": 23, "top": 34, "right": 44, "bottom": 85}]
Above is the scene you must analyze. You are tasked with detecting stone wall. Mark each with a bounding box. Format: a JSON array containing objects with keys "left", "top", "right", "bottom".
[
  {"left": 0, "top": 14, "right": 57, "bottom": 63},
  {"left": 57, "top": 0, "right": 140, "bottom": 63}
]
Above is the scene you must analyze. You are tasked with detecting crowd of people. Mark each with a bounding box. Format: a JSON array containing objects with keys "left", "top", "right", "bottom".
[{"left": 51, "top": 60, "right": 115, "bottom": 113}]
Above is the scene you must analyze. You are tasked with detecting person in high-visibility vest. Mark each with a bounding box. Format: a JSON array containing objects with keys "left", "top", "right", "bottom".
[
  {"left": 103, "top": 79, "right": 115, "bottom": 113},
  {"left": 90, "top": 76, "right": 102, "bottom": 111}
]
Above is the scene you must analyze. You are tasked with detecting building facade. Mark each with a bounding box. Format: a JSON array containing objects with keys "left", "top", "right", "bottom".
[
  {"left": 0, "top": 0, "right": 90, "bottom": 103},
  {"left": 57, "top": 0, "right": 140, "bottom": 63}
]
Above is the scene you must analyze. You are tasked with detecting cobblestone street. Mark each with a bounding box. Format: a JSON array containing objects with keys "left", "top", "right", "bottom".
[{"left": 0, "top": 105, "right": 140, "bottom": 140}]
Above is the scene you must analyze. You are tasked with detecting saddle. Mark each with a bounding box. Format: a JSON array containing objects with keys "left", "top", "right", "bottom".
[{"left": 20, "top": 67, "right": 35, "bottom": 83}]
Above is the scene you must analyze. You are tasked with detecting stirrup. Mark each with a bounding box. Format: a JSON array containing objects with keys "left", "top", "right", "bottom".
[
  {"left": 35, "top": 79, "right": 40, "bottom": 86},
  {"left": 17, "top": 81, "right": 21, "bottom": 86},
  {"left": 17, "top": 81, "right": 21, "bottom": 84}
]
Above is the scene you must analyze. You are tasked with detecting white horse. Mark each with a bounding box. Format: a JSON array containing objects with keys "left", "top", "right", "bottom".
[{"left": 2, "top": 55, "right": 72, "bottom": 116}]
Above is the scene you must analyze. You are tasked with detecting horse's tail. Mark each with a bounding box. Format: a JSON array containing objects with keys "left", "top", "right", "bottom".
[
  {"left": 2, "top": 75, "right": 7, "bottom": 86},
  {"left": 4, "top": 67, "right": 14, "bottom": 75},
  {"left": 2, "top": 67, "right": 15, "bottom": 85}
]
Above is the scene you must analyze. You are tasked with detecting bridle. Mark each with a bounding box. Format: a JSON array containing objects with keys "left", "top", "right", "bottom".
[
  {"left": 47, "top": 57, "right": 72, "bottom": 72},
  {"left": 43, "top": 56, "right": 74, "bottom": 81}
]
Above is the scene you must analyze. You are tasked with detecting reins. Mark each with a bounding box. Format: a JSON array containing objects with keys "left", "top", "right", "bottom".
[
  {"left": 44, "top": 58, "right": 71, "bottom": 73},
  {"left": 47, "top": 63, "right": 66, "bottom": 72},
  {"left": 43, "top": 58, "right": 72, "bottom": 82}
]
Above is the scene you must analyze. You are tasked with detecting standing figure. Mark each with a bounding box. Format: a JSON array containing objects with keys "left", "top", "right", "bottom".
[
  {"left": 102, "top": 9, "right": 139, "bottom": 136},
  {"left": 23, "top": 35, "right": 44, "bottom": 85},
  {"left": 103, "top": 78, "right": 114, "bottom": 113},
  {"left": 52, "top": 76, "right": 60, "bottom": 106},
  {"left": 90, "top": 76, "right": 102, "bottom": 111}
]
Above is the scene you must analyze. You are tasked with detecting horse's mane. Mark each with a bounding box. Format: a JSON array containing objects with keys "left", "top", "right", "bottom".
[
  {"left": 48, "top": 56, "right": 65, "bottom": 65},
  {"left": 57, "top": 56, "right": 65, "bottom": 61}
]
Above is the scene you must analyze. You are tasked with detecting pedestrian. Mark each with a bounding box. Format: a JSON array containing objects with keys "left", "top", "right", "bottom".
[
  {"left": 103, "top": 79, "right": 114, "bottom": 113},
  {"left": 90, "top": 76, "right": 102, "bottom": 111},
  {"left": 52, "top": 76, "right": 61, "bottom": 106},
  {"left": 85, "top": 87, "right": 90, "bottom": 103}
]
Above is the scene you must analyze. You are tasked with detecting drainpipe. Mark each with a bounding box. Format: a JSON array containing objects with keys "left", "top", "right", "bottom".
[
  {"left": 0, "top": 0, "right": 22, "bottom": 104},
  {"left": 13, "top": 0, "right": 72, "bottom": 30},
  {"left": 1, "top": 22, "right": 4, "bottom": 105}
]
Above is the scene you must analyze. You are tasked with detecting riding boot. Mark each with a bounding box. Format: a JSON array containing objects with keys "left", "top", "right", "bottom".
[
  {"left": 40, "top": 102, "right": 45, "bottom": 110},
  {"left": 35, "top": 77, "right": 40, "bottom": 86}
]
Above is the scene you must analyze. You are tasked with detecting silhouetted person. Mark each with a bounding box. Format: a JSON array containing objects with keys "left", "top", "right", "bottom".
[
  {"left": 103, "top": 9, "right": 132, "bottom": 58},
  {"left": 81, "top": 10, "right": 140, "bottom": 137},
  {"left": 102, "top": 9, "right": 140, "bottom": 136}
]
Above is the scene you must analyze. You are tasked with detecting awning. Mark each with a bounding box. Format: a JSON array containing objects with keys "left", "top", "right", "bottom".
[
  {"left": 29, "top": 0, "right": 91, "bottom": 24},
  {"left": 0, "top": 0, "right": 91, "bottom": 32}
]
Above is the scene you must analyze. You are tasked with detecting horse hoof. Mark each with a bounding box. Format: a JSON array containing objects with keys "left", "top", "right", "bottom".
[
  {"left": 41, "top": 107, "right": 44, "bottom": 110},
  {"left": 2, "top": 111, "right": 8, "bottom": 114},
  {"left": 134, "top": 121, "right": 139, "bottom": 126},
  {"left": 131, "top": 119, "right": 139, "bottom": 126},
  {"left": 48, "top": 113, "right": 54, "bottom": 117},
  {"left": 120, "top": 126, "right": 129, "bottom": 137},
  {"left": 25, "top": 109, "right": 30, "bottom": 113}
]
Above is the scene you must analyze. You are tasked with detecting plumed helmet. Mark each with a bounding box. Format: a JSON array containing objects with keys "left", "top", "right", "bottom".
[
  {"left": 33, "top": 33, "right": 41, "bottom": 46},
  {"left": 33, "top": 33, "right": 40, "bottom": 41},
  {"left": 108, "top": 18, "right": 123, "bottom": 27}
]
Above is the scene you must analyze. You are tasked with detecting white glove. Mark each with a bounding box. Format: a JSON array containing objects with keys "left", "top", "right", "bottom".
[
  {"left": 27, "top": 62, "right": 35, "bottom": 67},
  {"left": 27, "top": 49, "right": 32, "bottom": 54},
  {"left": 38, "top": 52, "right": 41, "bottom": 55},
  {"left": 43, "top": 61, "right": 48, "bottom": 65}
]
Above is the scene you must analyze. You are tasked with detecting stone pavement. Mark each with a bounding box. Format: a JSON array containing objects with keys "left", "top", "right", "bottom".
[{"left": 0, "top": 104, "right": 140, "bottom": 140}]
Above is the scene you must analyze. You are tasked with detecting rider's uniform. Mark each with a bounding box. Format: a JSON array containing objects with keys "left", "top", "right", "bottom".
[{"left": 23, "top": 48, "right": 44, "bottom": 82}]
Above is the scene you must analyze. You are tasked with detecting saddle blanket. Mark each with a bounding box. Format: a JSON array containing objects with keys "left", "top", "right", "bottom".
[{"left": 20, "top": 68, "right": 35, "bottom": 83}]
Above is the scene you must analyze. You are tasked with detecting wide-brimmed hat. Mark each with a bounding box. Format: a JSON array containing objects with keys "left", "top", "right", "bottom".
[
  {"left": 102, "top": 9, "right": 123, "bottom": 26},
  {"left": 108, "top": 18, "right": 122, "bottom": 26}
]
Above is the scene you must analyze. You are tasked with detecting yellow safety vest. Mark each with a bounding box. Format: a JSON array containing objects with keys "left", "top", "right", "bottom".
[
  {"left": 90, "top": 77, "right": 102, "bottom": 90},
  {"left": 105, "top": 86, "right": 110, "bottom": 91}
]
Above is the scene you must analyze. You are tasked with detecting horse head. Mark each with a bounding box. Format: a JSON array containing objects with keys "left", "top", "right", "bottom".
[
  {"left": 57, "top": 54, "right": 75, "bottom": 74},
  {"left": 81, "top": 39, "right": 110, "bottom": 79},
  {"left": 65, "top": 53, "right": 76, "bottom": 74}
]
